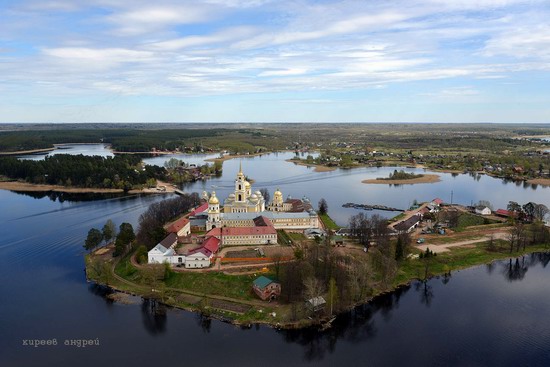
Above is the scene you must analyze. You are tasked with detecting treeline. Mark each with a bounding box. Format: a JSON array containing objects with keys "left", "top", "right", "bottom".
[
  {"left": 0, "top": 154, "right": 164, "bottom": 189},
  {"left": 0, "top": 129, "right": 219, "bottom": 152},
  {"left": 0, "top": 128, "right": 276, "bottom": 153},
  {"left": 385, "top": 170, "right": 422, "bottom": 180},
  {"left": 277, "top": 212, "right": 411, "bottom": 319},
  {"left": 136, "top": 193, "right": 201, "bottom": 249}
]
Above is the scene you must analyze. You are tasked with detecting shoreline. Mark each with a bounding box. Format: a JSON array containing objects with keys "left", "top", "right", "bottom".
[
  {"left": 205, "top": 151, "right": 279, "bottom": 163},
  {"left": 362, "top": 174, "right": 441, "bottom": 185},
  {"left": 87, "top": 246, "right": 550, "bottom": 330},
  {"left": 0, "top": 179, "right": 176, "bottom": 194},
  {"left": 527, "top": 178, "right": 550, "bottom": 186},
  {"left": 0, "top": 147, "right": 56, "bottom": 156},
  {"left": 285, "top": 159, "right": 337, "bottom": 172}
]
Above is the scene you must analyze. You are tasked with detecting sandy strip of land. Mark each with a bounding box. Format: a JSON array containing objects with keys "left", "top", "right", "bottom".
[
  {"left": 0, "top": 147, "right": 55, "bottom": 156},
  {"left": 285, "top": 159, "right": 337, "bottom": 172},
  {"left": 0, "top": 179, "right": 175, "bottom": 194},
  {"left": 204, "top": 152, "right": 267, "bottom": 162},
  {"left": 362, "top": 174, "right": 441, "bottom": 185},
  {"left": 527, "top": 178, "right": 550, "bottom": 187}
]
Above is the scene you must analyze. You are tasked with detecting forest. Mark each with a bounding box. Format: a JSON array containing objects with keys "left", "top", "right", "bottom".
[{"left": 0, "top": 154, "right": 164, "bottom": 190}]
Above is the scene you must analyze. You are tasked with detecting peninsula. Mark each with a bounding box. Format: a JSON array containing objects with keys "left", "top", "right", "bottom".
[{"left": 85, "top": 166, "right": 550, "bottom": 329}]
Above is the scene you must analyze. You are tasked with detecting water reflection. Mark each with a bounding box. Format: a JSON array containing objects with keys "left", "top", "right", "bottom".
[{"left": 141, "top": 299, "right": 167, "bottom": 335}]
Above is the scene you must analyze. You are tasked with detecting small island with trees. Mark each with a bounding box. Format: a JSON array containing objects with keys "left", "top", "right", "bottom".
[{"left": 363, "top": 169, "right": 441, "bottom": 185}]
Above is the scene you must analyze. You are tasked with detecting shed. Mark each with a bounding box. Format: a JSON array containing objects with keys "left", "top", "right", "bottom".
[{"left": 306, "top": 296, "right": 326, "bottom": 312}]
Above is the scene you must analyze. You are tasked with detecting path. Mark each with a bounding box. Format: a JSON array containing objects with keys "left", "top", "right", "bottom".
[
  {"left": 416, "top": 231, "right": 509, "bottom": 253},
  {"left": 110, "top": 254, "right": 269, "bottom": 308}
]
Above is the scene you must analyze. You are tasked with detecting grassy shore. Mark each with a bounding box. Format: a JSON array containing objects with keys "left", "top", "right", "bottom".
[
  {"left": 86, "top": 239, "right": 550, "bottom": 329},
  {"left": 319, "top": 212, "right": 341, "bottom": 230},
  {"left": 0, "top": 178, "right": 175, "bottom": 194}
]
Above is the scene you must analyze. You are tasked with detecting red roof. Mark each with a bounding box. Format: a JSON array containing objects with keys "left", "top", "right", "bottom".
[
  {"left": 202, "top": 236, "right": 220, "bottom": 254},
  {"left": 167, "top": 217, "right": 190, "bottom": 233},
  {"left": 190, "top": 203, "right": 208, "bottom": 216},
  {"left": 496, "top": 209, "right": 516, "bottom": 217},
  {"left": 207, "top": 226, "right": 277, "bottom": 237},
  {"left": 432, "top": 198, "right": 444, "bottom": 205}
]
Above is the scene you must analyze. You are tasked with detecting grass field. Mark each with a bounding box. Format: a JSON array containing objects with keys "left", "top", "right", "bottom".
[{"left": 320, "top": 213, "right": 340, "bottom": 230}]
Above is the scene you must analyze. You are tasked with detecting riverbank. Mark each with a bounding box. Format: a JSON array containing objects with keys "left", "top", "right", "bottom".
[
  {"left": 0, "top": 179, "right": 176, "bottom": 194},
  {"left": 85, "top": 237, "right": 550, "bottom": 330},
  {"left": 362, "top": 174, "right": 441, "bottom": 185},
  {"left": 527, "top": 178, "right": 550, "bottom": 186},
  {"left": 286, "top": 159, "right": 337, "bottom": 172},
  {"left": 205, "top": 152, "right": 274, "bottom": 163},
  {"left": 0, "top": 147, "right": 55, "bottom": 156}
]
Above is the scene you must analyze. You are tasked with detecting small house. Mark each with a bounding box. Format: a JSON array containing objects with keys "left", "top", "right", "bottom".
[
  {"left": 306, "top": 296, "right": 326, "bottom": 312},
  {"left": 394, "top": 216, "right": 421, "bottom": 234},
  {"left": 252, "top": 276, "right": 281, "bottom": 301},
  {"left": 475, "top": 206, "right": 492, "bottom": 215},
  {"left": 185, "top": 249, "right": 211, "bottom": 268}
]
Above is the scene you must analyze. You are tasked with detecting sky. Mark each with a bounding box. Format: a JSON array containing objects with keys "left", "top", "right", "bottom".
[{"left": 1, "top": 0, "right": 550, "bottom": 123}]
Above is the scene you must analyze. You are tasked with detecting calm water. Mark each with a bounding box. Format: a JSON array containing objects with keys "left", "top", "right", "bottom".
[
  {"left": 2, "top": 144, "right": 550, "bottom": 366},
  {"left": 0, "top": 189, "right": 549, "bottom": 366}
]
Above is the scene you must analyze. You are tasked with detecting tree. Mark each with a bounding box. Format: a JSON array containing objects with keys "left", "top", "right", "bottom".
[
  {"left": 102, "top": 219, "right": 116, "bottom": 243},
  {"left": 271, "top": 252, "right": 284, "bottom": 280},
  {"left": 259, "top": 188, "right": 270, "bottom": 203},
  {"left": 328, "top": 277, "right": 338, "bottom": 316},
  {"left": 477, "top": 200, "right": 493, "bottom": 210},
  {"left": 522, "top": 202, "right": 536, "bottom": 221},
  {"left": 114, "top": 222, "right": 135, "bottom": 256},
  {"left": 507, "top": 201, "right": 522, "bottom": 217},
  {"left": 318, "top": 198, "right": 328, "bottom": 215},
  {"left": 303, "top": 276, "right": 324, "bottom": 301},
  {"left": 395, "top": 236, "right": 404, "bottom": 261},
  {"left": 164, "top": 158, "right": 183, "bottom": 169},
  {"left": 533, "top": 203, "right": 549, "bottom": 222},
  {"left": 84, "top": 228, "right": 103, "bottom": 252}
]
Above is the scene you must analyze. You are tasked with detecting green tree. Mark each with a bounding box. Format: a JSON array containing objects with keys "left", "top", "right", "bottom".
[
  {"left": 318, "top": 198, "right": 328, "bottom": 214},
  {"left": 102, "top": 219, "right": 116, "bottom": 243},
  {"left": 84, "top": 228, "right": 103, "bottom": 252},
  {"left": 395, "top": 236, "right": 404, "bottom": 261}
]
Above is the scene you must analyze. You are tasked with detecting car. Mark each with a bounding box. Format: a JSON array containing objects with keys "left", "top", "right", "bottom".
[{"left": 416, "top": 238, "right": 425, "bottom": 244}]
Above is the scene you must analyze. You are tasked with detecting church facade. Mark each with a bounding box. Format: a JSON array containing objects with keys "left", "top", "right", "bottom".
[{"left": 205, "top": 165, "right": 319, "bottom": 231}]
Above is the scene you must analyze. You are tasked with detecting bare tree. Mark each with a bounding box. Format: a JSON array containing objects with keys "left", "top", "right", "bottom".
[
  {"left": 303, "top": 276, "right": 324, "bottom": 301},
  {"left": 259, "top": 188, "right": 270, "bottom": 203}
]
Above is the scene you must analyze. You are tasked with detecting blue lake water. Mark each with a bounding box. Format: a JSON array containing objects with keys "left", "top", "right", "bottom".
[{"left": 2, "top": 144, "right": 550, "bottom": 366}]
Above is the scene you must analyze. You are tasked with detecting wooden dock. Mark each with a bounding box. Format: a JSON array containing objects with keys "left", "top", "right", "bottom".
[{"left": 342, "top": 202, "right": 404, "bottom": 212}]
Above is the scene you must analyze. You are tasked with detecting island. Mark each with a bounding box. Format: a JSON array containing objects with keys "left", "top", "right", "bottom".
[
  {"left": 84, "top": 165, "right": 550, "bottom": 330},
  {"left": 362, "top": 169, "right": 441, "bottom": 184}
]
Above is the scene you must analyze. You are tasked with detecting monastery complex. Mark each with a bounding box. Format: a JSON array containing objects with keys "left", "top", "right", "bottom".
[{"left": 148, "top": 164, "right": 320, "bottom": 268}]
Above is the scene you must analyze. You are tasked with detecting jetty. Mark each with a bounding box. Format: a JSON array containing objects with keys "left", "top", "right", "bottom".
[{"left": 342, "top": 202, "right": 404, "bottom": 212}]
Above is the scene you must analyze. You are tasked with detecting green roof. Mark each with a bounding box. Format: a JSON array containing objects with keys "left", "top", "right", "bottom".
[{"left": 253, "top": 276, "right": 274, "bottom": 289}]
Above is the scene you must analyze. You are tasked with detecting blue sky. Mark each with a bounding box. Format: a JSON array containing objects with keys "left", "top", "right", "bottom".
[{"left": 1, "top": 0, "right": 550, "bottom": 123}]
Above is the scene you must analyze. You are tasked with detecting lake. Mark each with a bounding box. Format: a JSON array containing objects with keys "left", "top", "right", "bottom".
[
  {"left": 1, "top": 188, "right": 549, "bottom": 366},
  {"left": 2, "top": 144, "right": 550, "bottom": 366},
  {"left": 16, "top": 144, "right": 550, "bottom": 226}
]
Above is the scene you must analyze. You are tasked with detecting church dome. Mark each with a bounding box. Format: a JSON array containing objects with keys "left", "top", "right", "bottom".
[
  {"left": 209, "top": 191, "right": 219, "bottom": 205},
  {"left": 255, "top": 190, "right": 262, "bottom": 197},
  {"left": 245, "top": 181, "right": 251, "bottom": 188},
  {"left": 228, "top": 193, "right": 235, "bottom": 198},
  {"left": 250, "top": 193, "right": 258, "bottom": 201},
  {"left": 274, "top": 188, "right": 283, "bottom": 198}
]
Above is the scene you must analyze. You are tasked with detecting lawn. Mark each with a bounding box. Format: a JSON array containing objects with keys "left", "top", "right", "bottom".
[
  {"left": 165, "top": 271, "right": 258, "bottom": 300},
  {"left": 320, "top": 213, "right": 340, "bottom": 230},
  {"left": 454, "top": 213, "right": 498, "bottom": 232}
]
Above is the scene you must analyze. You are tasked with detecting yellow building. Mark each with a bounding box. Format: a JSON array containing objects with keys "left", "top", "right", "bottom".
[
  {"left": 222, "top": 162, "right": 266, "bottom": 214},
  {"left": 205, "top": 165, "right": 319, "bottom": 231}
]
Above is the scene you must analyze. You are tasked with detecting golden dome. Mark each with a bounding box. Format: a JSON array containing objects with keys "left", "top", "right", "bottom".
[
  {"left": 245, "top": 181, "right": 251, "bottom": 188},
  {"left": 208, "top": 191, "right": 219, "bottom": 205},
  {"left": 274, "top": 188, "right": 283, "bottom": 198}
]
